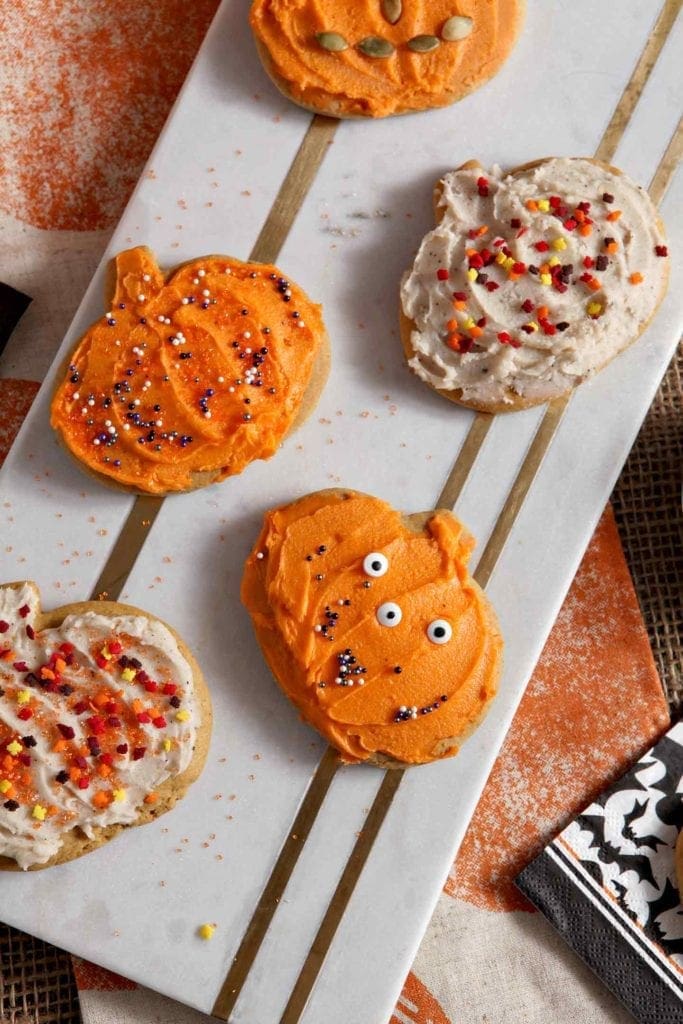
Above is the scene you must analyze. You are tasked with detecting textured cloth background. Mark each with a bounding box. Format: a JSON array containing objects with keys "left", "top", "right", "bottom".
[{"left": 0, "top": 2, "right": 675, "bottom": 1022}]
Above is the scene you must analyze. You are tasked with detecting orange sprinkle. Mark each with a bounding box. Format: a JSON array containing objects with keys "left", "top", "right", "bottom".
[
  {"left": 93, "top": 790, "right": 112, "bottom": 809},
  {"left": 574, "top": 210, "right": 586, "bottom": 224},
  {"left": 466, "top": 247, "right": 477, "bottom": 257},
  {"left": 446, "top": 319, "right": 459, "bottom": 331},
  {"left": 469, "top": 325, "right": 484, "bottom": 339},
  {"left": 588, "top": 278, "right": 602, "bottom": 292},
  {"left": 453, "top": 300, "right": 466, "bottom": 311},
  {"left": 445, "top": 333, "right": 463, "bottom": 352},
  {"left": 98, "top": 764, "right": 113, "bottom": 779},
  {"left": 537, "top": 306, "right": 549, "bottom": 320},
  {"left": 47, "top": 805, "right": 59, "bottom": 817},
  {"left": 526, "top": 199, "right": 539, "bottom": 212},
  {"left": 630, "top": 272, "right": 644, "bottom": 285},
  {"left": 579, "top": 224, "right": 592, "bottom": 237},
  {"left": 94, "top": 690, "right": 110, "bottom": 708},
  {"left": 54, "top": 657, "right": 67, "bottom": 673},
  {"left": 69, "top": 767, "right": 82, "bottom": 782},
  {"left": 2, "top": 755, "right": 14, "bottom": 771},
  {"left": 475, "top": 225, "right": 489, "bottom": 237},
  {"left": 0, "top": 649, "right": 15, "bottom": 662},
  {"left": 606, "top": 241, "right": 618, "bottom": 254},
  {"left": 132, "top": 698, "right": 145, "bottom": 715},
  {"left": 144, "top": 792, "right": 159, "bottom": 805},
  {"left": 53, "top": 739, "right": 68, "bottom": 754},
  {"left": 40, "top": 667, "right": 55, "bottom": 681},
  {"left": 606, "top": 210, "right": 622, "bottom": 221},
  {"left": 508, "top": 272, "right": 521, "bottom": 282}
]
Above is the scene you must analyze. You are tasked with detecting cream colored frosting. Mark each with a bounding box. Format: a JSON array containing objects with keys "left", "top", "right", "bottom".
[
  {"left": 401, "top": 159, "right": 668, "bottom": 405},
  {"left": 0, "top": 583, "right": 198, "bottom": 869}
]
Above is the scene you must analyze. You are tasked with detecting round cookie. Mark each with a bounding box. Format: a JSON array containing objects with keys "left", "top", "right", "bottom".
[
  {"left": 400, "top": 157, "right": 670, "bottom": 413},
  {"left": 249, "top": 1, "right": 525, "bottom": 119},
  {"left": 0, "top": 581, "right": 211, "bottom": 870},
  {"left": 50, "top": 246, "right": 330, "bottom": 495},
  {"left": 241, "top": 489, "right": 502, "bottom": 766}
]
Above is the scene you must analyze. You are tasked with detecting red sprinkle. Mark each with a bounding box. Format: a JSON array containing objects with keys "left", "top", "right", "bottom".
[
  {"left": 436, "top": 268, "right": 449, "bottom": 281},
  {"left": 0, "top": 622, "right": 8, "bottom": 634},
  {"left": 136, "top": 712, "right": 152, "bottom": 724},
  {"left": 96, "top": 656, "right": 109, "bottom": 669},
  {"left": 477, "top": 176, "right": 489, "bottom": 197},
  {"left": 18, "top": 708, "right": 33, "bottom": 721},
  {"left": 13, "top": 661, "right": 28, "bottom": 672},
  {"left": 100, "top": 753, "right": 115, "bottom": 767},
  {"left": 452, "top": 291, "right": 468, "bottom": 302},
  {"left": 497, "top": 332, "right": 511, "bottom": 343},
  {"left": 57, "top": 724, "right": 75, "bottom": 740},
  {"left": 26, "top": 625, "right": 35, "bottom": 640},
  {"left": 18, "top": 605, "right": 30, "bottom": 619},
  {"left": 73, "top": 701, "right": 88, "bottom": 715},
  {"left": 162, "top": 683, "right": 177, "bottom": 696},
  {"left": 144, "top": 680, "right": 158, "bottom": 693},
  {"left": 78, "top": 776, "right": 90, "bottom": 790},
  {"left": 563, "top": 218, "right": 577, "bottom": 231},
  {"left": 534, "top": 241, "right": 550, "bottom": 252},
  {"left": 116, "top": 743, "right": 128, "bottom": 755},
  {"left": 59, "top": 642, "right": 74, "bottom": 655},
  {"left": 152, "top": 716, "right": 167, "bottom": 729},
  {"left": 18, "top": 753, "right": 31, "bottom": 766},
  {"left": 583, "top": 256, "right": 595, "bottom": 269},
  {"left": 521, "top": 299, "right": 534, "bottom": 313},
  {"left": 549, "top": 196, "right": 562, "bottom": 209},
  {"left": 108, "top": 641, "right": 122, "bottom": 655},
  {"left": 655, "top": 245, "right": 668, "bottom": 257},
  {"left": 132, "top": 746, "right": 146, "bottom": 761},
  {"left": 485, "top": 281, "right": 499, "bottom": 292}
]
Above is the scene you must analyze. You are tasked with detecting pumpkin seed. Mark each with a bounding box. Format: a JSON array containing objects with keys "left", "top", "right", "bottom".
[
  {"left": 441, "top": 15, "right": 474, "bottom": 41},
  {"left": 316, "top": 31, "right": 349, "bottom": 52},
  {"left": 358, "top": 36, "right": 395, "bottom": 58},
  {"left": 408, "top": 34, "right": 441, "bottom": 53},
  {"left": 381, "top": 0, "right": 402, "bottom": 24}
]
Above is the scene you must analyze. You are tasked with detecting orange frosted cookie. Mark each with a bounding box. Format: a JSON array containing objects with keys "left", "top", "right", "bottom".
[
  {"left": 249, "top": 0, "right": 525, "bottom": 119},
  {"left": 242, "top": 490, "right": 502, "bottom": 766},
  {"left": 0, "top": 582, "right": 210, "bottom": 870},
  {"left": 50, "top": 247, "right": 329, "bottom": 494}
]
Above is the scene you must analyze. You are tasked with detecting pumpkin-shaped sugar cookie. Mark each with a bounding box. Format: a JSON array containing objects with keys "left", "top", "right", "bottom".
[
  {"left": 50, "top": 247, "right": 330, "bottom": 494},
  {"left": 400, "top": 157, "right": 670, "bottom": 412},
  {"left": 249, "top": 0, "right": 525, "bottom": 118},
  {"left": 242, "top": 489, "right": 502, "bottom": 766},
  {"left": 0, "top": 581, "right": 210, "bottom": 870}
]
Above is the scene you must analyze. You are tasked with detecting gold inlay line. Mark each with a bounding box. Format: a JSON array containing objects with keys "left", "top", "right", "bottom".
[{"left": 594, "top": 0, "right": 682, "bottom": 164}]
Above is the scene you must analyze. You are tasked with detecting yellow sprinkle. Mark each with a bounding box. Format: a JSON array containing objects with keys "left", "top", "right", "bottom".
[
  {"left": 495, "top": 252, "right": 507, "bottom": 265},
  {"left": 0, "top": 780, "right": 11, "bottom": 794},
  {"left": 462, "top": 317, "right": 475, "bottom": 330},
  {"left": 547, "top": 256, "right": 560, "bottom": 267},
  {"left": 32, "top": 804, "right": 47, "bottom": 821},
  {"left": 552, "top": 237, "right": 567, "bottom": 251},
  {"left": 121, "top": 667, "right": 136, "bottom": 682},
  {"left": 162, "top": 738, "right": 173, "bottom": 752},
  {"left": 466, "top": 268, "right": 477, "bottom": 281},
  {"left": 101, "top": 646, "right": 112, "bottom": 660},
  {"left": 540, "top": 273, "right": 552, "bottom": 286},
  {"left": 587, "top": 302, "right": 603, "bottom": 316},
  {"left": 7, "top": 740, "right": 22, "bottom": 756},
  {"left": 198, "top": 924, "right": 216, "bottom": 941},
  {"left": 527, "top": 321, "right": 540, "bottom": 333},
  {"left": 503, "top": 256, "right": 514, "bottom": 270},
  {"left": 16, "top": 690, "right": 31, "bottom": 705},
  {"left": 537, "top": 199, "right": 550, "bottom": 212},
  {"left": 176, "top": 709, "right": 191, "bottom": 723},
  {"left": 113, "top": 789, "right": 127, "bottom": 803}
]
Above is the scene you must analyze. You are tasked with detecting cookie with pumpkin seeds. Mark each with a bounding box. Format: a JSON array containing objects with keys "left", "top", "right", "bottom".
[{"left": 249, "top": 0, "right": 525, "bottom": 118}]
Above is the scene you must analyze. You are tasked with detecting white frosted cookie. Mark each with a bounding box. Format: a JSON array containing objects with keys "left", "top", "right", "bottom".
[
  {"left": 400, "top": 158, "right": 670, "bottom": 412},
  {"left": 0, "top": 582, "right": 210, "bottom": 870}
]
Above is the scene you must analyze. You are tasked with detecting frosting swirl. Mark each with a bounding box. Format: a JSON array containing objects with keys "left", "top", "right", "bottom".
[
  {"left": 0, "top": 583, "right": 199, "bottom": 869},
  {"left": 51, "top": 247, "right": 326, "bottom": 494},
  {"left": 401, "top": 159, "right": 669, "bottom": 407},
  {"left": 242, "top": 491, "right": 502, "bottom": 765}
]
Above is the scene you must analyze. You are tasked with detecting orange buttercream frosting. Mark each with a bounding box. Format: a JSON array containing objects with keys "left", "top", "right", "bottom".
[
  {"left": 242, "top": 490, "right": 502, "bottom": 765},
  {"left": 50, "top": 247, "right": 326, "bottom": 494},
  {"left": 250, "top": 0, "right": 524, "bottom": 118}
]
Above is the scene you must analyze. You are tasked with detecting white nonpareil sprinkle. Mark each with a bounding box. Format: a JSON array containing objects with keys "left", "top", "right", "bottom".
[{"left": 142, "top": 273, "right": 151, "bottom": 282}]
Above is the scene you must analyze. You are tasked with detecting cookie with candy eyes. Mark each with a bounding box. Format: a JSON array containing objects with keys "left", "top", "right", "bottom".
[
  {"left": 50, "top": 246, "right": 330, "bottom": 495},
  {"left": 0, "top": 581, "right": 211, "bottom": 870},
  {"left": 241, "top": 489, "right": 502, "bottom": 766},
  {"left": 249, "top": 1, "right": 525, "bottom": 119},
  {"left": 400, "top": 157, "right": 670, "bottom": 412}
]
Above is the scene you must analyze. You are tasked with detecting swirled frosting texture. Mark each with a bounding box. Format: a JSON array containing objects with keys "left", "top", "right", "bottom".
[
  {"left": 51, "top": 247, "right": 325, "bottom": 493},
  {"left": 250, "top": 0, "right": 524, "bottom": 118},
  {"left": 0, "top": 583, "right": 198, "bottom": 869},
  {"left": 241, "top": 491, "right": 502, "bottom": 764},
  {"left": 401, "top": 159, "right": 669, "bottom": 407}
]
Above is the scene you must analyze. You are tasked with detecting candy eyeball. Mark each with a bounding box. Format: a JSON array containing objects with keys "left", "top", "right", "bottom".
[
  {"left": 376, "top": 601, "right": 402, "bottom": 627},
  {"left": 427, "top": 619, "right": 452, "bottom": 645},
  {"left": 363, "top": 552, "right": 388, "bottom": 577}
]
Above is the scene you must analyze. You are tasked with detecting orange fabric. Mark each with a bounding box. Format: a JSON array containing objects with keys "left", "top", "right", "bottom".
[
  {"left": 72, "top": 958, "right": 137, "bottom": 991},
  {"left": 50, "top": 248, "right": 326, "bottom": 493},
  {"left": 241, "top": 490, "right": 502, "bottom": 764},
  {"left": 250, "top": 0, "right": 523, "bottom": 117},
  {"left": 448, "top": 505, "right": 668, "bottom": 912},
  {"left": 0, "top": 0, "right": 220, "bottom": 230}
]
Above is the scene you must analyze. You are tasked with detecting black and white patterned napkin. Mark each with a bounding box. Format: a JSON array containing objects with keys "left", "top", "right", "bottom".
[
  {"left": 517, "top": 719, "right": 683, "bottom": 1024},
  {"left": 0, "top": 282, "right": 32, "bottom": 356}
]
